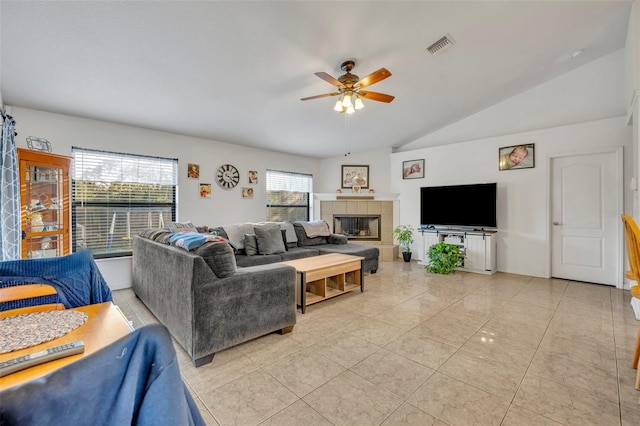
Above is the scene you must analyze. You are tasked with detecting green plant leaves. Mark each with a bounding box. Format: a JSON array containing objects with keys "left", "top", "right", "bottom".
[{"left": 425, "top": 242, "right": 464, "bottom": 274}]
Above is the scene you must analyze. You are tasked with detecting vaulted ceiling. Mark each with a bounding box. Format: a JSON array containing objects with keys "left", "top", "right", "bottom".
[{"left": 1, "top": 1, "right": 633, "bottom": 158}]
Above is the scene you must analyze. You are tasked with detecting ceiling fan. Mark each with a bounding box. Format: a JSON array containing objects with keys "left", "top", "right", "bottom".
[{"left": 301, "top": 60, "right": 394, "bottom": 113}]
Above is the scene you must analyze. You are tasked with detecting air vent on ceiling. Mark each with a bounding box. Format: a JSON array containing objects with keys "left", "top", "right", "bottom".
[{"left": 427, "top": 35, "right": 455, "bottom": 56}]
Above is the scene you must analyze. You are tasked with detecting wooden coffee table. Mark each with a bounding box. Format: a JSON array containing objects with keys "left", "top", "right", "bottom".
[
  {"left": 281, "top": 253, "right": 364, "bottom": 313},
  {"left": 0, "top": 302, "right": 134, "bottom": 390}
]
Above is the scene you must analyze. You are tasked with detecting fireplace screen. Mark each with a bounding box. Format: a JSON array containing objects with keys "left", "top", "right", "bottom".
[{"left": 333, "top": 215, "right": 381, "bottom": 241}]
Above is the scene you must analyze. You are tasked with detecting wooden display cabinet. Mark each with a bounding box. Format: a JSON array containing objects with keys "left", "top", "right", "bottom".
[{"left": 17, "top": 148, "right": 72, "bottom": 259}]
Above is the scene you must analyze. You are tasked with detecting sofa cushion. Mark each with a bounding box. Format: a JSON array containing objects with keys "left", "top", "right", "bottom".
[
  {"left": 244, "top": 234, "right": 258, "bottom": 256},
  {"left": 194, "top": 241, "right": 237, "bottom": 278},
  {"left": 254, "top": 224, "right": 286, "bottom": 255},
  {"left": 328, "top": 234, "right": 348, "bottom": 245},
  {"left": 222, "top": 223, "right": 255, "bottom": 250},
  {"left": 279, "top": 247, "right": 320, "bottom": 261},
  {"left": 314, "top": 243, "right": 379, "bottom": 260},
  {"left": 168, "top": 221, "right": 198, "bottom": 233},
  {"left": 235, "top": 254, "right": 282, "bottom": 268}
]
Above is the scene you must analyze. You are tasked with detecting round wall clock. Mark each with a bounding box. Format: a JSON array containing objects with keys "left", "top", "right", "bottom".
[{"left": 216, "top": 164, "right": 240, "bottom": 189}]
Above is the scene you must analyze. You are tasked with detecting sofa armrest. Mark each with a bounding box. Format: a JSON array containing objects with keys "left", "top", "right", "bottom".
[
  {"left": 328, "top": 234, "right": 348, "bottom": 245},
  {"left": 191, "top": 263, "right": 296, "bottom": 358}
]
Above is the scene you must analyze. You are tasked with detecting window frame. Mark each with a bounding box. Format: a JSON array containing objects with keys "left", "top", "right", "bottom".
[{"left": 265, "top": 169, "right": 313, "bottom": 222}]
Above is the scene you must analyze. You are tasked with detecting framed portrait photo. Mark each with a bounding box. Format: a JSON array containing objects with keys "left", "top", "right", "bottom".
[
  {"left": 199, "top": 183, "right": 211, "bottom": 198},
  {"left": 499, "top": 143, "right": 535, "bottom": 171},
  {"left": 341, "top": 165, "right": 369, "bottom": 189},
  {"left": 248, "top": 170, "right": 258, "bottom": 184},
  {"left": 241, "top": 187, "right": 254, "bottom": 199},
  {"left": 187, "top": 163, "right": 200, "bottom": 179},
  {"left": 402, "top": 159, "right": 424, "bottom": 179}
]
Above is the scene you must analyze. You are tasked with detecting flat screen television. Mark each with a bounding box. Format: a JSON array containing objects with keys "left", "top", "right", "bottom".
[{"left": 420, "top": 183, "right": 497, "bottom": 229}]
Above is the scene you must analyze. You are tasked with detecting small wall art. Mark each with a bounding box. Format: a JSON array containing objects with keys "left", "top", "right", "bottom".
[
  {"left": 341, "top": 165, "right": 369, "bottom": 189},
  {"left": 188, "top": 163, "right": 200, "bottom": 179},
  {"left": 499, "top": 143, "right": 535, "bottom": 171},
  {"left": 248, "top": 170, "right": 258, "bottom": 184},
  {"left": 199, "top": 183, "right": 211, "bottom": 198},
  {"left": 402, "top": 159, "right": 424, "bottom": 179},
  {"left": 241, "top": 187, "right": 254, "bottom": 199}
]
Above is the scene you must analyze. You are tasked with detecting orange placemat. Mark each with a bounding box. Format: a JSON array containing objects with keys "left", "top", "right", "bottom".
[{"left": 0, "top": 310, "right": 88, "bottom": 354}]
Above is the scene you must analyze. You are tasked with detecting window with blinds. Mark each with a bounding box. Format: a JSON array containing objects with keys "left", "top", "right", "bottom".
[
  {"left": 72, "top": 147, "right": 177, "bottom": 258},
  {"left": 266, "top": 170, "right": 312, "bottom": 222}
]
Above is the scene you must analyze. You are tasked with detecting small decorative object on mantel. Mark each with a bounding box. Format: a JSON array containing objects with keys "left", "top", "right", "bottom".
[
  {"left": 336, "top": 189, "right": 342, "bottom": 194},
  {"left": 26, "top": 136, "right": 52, "bottom": 152},
  {"left": 352, "top": 185, "right": 361, "bottom": 194},
  {"left": 498, "top": 143, "right": 534, "bottom": 171},
  {"left": 368, "top": 188, "right": 375, "bottom": 194},
  {"left": 341, "top": 165, "right": 369, "bottom": 189}
]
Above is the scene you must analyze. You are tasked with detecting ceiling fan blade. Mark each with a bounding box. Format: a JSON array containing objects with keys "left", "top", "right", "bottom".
[
  {"left": 358, "top": 91, "right": 395, "bottom": 103},
  {"left": 300, "top": 92, "right": 341, "bottom": 101},
  {"left": 315, "top": 72, "right": 343, "bottom": 87},
  {"left": 356, "top": 68, "right": 391, "bottom": 89}
]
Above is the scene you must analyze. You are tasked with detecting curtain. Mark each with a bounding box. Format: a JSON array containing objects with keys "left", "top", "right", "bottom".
[{"left": 0, "top": 109, "right": 21, "bottom": 260}]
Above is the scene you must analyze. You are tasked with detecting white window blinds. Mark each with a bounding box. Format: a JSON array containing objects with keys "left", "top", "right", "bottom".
[{"left": 266, "top": 170, "right": 312, "bottom": 192}]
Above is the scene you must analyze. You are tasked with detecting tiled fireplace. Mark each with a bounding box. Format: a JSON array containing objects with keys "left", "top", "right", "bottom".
[{"left": 318, "top": 197, "right": 398, "bottom": 261}]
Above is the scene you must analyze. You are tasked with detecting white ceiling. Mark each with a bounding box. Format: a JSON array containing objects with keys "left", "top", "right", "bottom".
[{"left": 1, "top": 1, "right": 633, "bottom": 159}]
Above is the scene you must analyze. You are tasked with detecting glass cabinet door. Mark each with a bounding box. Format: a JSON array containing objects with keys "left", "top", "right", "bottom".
[{"left": 19, "top": 149, "right": 71, "bottom": 259}]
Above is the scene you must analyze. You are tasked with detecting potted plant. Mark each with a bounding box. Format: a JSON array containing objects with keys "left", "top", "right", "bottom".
[
  {"left": 394, "top": 225, "right": 415, "bottom": 262},
  {"left": 425, "top": 242, "right": 464, "bottom": 274}
]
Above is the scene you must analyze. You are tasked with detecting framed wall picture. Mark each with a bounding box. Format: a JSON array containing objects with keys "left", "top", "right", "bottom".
[
  {"left": 341, "top": 165, "right": 369, "bottom": 189},
  {"left": 241, "top": 187, "right": 254, "bottom": 198},
  {"left": 199, "top": 183, "right": 211, "bottom": 198},
  {"left": 499, "top": 143, "right": 535, "bottom": 171},
  {"left": 187, "top": 163, "right": 200, "bottom": 179},
  {"left": 402, "top": 159, "right": 424, "bottom": 179},
  {"left": 26, "top": 136, "right": 52, "bottom": 152},
  {"left": 248, "top": 170, "right": 258, "bottom": 184}
]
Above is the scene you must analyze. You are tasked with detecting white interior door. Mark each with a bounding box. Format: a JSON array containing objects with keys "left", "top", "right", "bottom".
[{"left": 550, "top": 149, "right": 621, "bottom": 286}]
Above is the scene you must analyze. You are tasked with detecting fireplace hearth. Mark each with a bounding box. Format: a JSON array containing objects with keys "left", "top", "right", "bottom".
[{"left": 334, "top": 215, "right": 381, "bottom": 241}]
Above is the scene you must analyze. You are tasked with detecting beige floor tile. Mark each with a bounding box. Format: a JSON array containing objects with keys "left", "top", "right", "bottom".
[
  {"left": 513, "top": 374, "right": 620, "bottom": 426},
  {"left": 258, "top": 400, "right": 332, "bottom": 426},
  {"left": 439, "top": 349, "right": 526, "bottom": 401},
  {"left": 621, "top": 400, "right": 640, "bottom": 426},
  {"left": 528, "top": 351, "right": 619, "bottom": 404},
  {"left": 537, "top": 333, "right": 617, "bottom": 372},
  {"left": 201, "top": 369, "right": 298, "bottom": 426},
  {"left": 411, "top": 309, "right": 487, "bottom": 347},
  {"left": 460, "top": 323, "right": 539, "bottom": 369},
  {"left": 374, "top": 307, "right": 428, "bottom": 330},
  {"left": 346, "top": 317, "right": 405, "bottom": 346},
  {"left": 380, "top": 403, "right": 447, "bottom": 426},
  {"left": 303, "top": 370, "right": 403, "bottom": 426},
  {"left": 501, "top": 405, "right": 564, "bottom": 426},
  {"left": 350, "top": 348, "right": 434, "bottom": 399},
  {"left": 385, "top": 332, "right": 458, "bottom": 370},
  {"left": 181, "top": 346, "right": 260, "bottom": 391},
  {"left": 235, "top": 333, "right": 304, "bottom": 367},
  {"left": 263, "top": 347, "right": 345, "bottom": 398},
  {"left": 407, "top": 372, "right": 509, "bottom": 426},
  {"left": 308, "top": 331, "right": 381, "bottom": 369}
]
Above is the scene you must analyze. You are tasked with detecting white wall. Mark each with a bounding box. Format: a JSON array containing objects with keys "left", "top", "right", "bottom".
[
  {"left": 9, "top": 107, "right": 321, "bottom": 289},
  {"left": 390, "top": 117, "right": 631, "bottom": 278},
  {"left": 317, "top": 146, "right": 393, "bottom": 194}
]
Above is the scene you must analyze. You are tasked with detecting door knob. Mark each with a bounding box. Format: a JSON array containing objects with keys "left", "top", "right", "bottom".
[{"left": 553, "top": 221, "right": 560, "bottom": 226}]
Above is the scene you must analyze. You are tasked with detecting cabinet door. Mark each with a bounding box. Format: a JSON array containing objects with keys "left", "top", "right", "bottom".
[
  {"left": 464, "top": 234, "right": 486, "bottom": 271},
  {"left": 19, "top": 150, "right": 71, "bottom": 259},
  {"left": 422, "top": 233, "right": 440, "bottom": 263}
]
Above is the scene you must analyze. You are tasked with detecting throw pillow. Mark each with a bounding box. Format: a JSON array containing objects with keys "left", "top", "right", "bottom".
[
  {"left": 244, "top": 234, "right": 258, "bottom": 256},
  {"left": 254, "top": 224, "right": 286, "bottom": 255},
  {"left": 281, "top": 229, "right": 288, "bottom": 251},
  {"left": 168, "top": 221, "right": 198, "bottom": 233},
  {"left": 194, "top": 242, "right": 237, "bottom": 278}
]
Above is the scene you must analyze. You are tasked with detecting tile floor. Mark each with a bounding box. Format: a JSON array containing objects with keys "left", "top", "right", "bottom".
[{"left": 112, "top": 260, "right": 640, "bottom": 426}]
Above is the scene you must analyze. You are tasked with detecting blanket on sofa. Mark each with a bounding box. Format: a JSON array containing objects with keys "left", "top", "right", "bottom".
[
  {"left": 300, "top": 220, "right": 331, "bottom": 238},
  {"left": 0, "top": 250, "right": 112, "bottom": 309}
]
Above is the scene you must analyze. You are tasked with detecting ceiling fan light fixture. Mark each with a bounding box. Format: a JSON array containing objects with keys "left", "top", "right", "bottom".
[
  {"left": 342, "top": 92, "right": 353, "bottom": 108},
  {"left": 354, "top": 97, "right": 364, "bottom": 110},
  {"left": 334, "top": 99, "right": 344, "bottom": 112},
  {"left": 345, "top": 105, "right": 355, "bottom": 114}
]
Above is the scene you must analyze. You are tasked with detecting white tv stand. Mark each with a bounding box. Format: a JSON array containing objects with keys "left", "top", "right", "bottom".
[{"left": 419, "top": 228, "right": 497, "bottom": 275}]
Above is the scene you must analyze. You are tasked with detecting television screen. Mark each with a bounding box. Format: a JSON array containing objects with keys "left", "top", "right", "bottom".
[{"left": 420, "top": 183, "right": 497, "bottom": 229}]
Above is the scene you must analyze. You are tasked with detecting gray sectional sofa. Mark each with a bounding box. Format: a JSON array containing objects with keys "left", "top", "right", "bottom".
[{"left": 132, "top": 220, "right": 379, "bottom": 367}]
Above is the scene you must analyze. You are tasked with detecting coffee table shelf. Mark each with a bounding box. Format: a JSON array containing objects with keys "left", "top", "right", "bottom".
[{"left": 281, "top": 253, "right": 365, "bottom": 313}]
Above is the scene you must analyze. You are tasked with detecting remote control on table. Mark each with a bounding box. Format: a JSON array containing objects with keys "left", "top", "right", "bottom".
[{"left": 0, "top": 341, "right": 85, "bottom": 378}]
